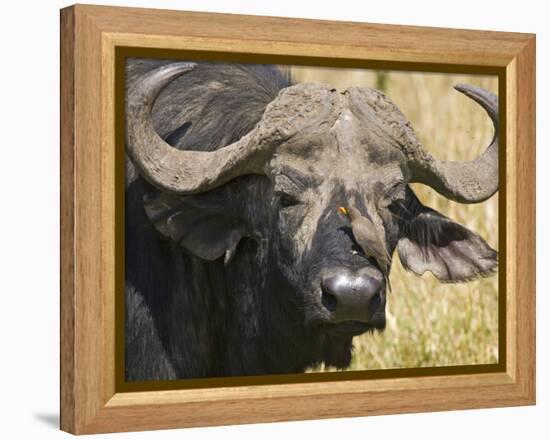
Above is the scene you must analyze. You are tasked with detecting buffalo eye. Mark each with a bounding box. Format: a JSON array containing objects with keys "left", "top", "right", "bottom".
[
  {"left": 379, "top": 182, "right": 406, "bottom": 208},
  {"left": 277, "top": 192, "right": 301, "bottom": 208}
]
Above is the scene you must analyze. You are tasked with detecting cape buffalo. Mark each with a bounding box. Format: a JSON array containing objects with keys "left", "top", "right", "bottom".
[{"left": 124, "top": 59, "right": 498, "bottom": 381}]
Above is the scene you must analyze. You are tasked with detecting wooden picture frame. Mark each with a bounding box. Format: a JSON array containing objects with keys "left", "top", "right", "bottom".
[{"left": 60, "top": 4, "right": 536, "bottom": 434}]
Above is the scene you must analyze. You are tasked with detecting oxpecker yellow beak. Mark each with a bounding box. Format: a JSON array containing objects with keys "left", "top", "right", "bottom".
[{"left": 337, "top": 206, "right": 349, "bottom": 215}]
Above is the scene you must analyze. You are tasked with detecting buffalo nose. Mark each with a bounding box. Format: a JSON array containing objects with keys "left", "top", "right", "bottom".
[{"left": 320, "top": 272, "right": 384, "bottom": 322}]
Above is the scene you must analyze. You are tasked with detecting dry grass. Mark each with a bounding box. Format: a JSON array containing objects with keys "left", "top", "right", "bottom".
[{"left": 291, "top": 66, "right": 499, "bottom": 370}]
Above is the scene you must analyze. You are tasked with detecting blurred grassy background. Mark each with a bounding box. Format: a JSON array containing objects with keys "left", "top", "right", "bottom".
[{"left": 290, "top": 66, "right": 499, "bottom": 370}]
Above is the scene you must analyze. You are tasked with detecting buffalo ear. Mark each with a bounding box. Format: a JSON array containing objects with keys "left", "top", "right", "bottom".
[
  {"left": 396, "top": 188, "right": 498, "bottom": 282},
  {"left": 143, "top": 192, "right": 246, "bottom": 264}
]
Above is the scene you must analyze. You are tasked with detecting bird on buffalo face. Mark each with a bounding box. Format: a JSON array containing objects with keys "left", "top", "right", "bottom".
[{"left": 338, "top": 206, "right": 392, "bottom": 292}]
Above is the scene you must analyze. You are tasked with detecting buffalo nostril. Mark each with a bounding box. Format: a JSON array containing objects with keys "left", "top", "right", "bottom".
[
  {"left": 367, "top": 293, "right": 382, "bottom": 316},
  {"left": 321, "top": 290, "right": 338, "bottom": 312}
]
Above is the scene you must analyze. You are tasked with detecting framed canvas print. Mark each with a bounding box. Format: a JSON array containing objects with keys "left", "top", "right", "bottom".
[{"left": 60, "top": 4, "right": 536, "bottom": 434}]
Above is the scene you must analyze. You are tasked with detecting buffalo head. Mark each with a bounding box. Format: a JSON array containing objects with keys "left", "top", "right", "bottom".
[{"left": 126, "top": 62, "right": 498, "bottom": 366}]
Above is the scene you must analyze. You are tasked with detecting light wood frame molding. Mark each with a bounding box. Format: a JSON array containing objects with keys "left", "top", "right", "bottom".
[{"left": 60, "top": 4, "right": 536, "bottom": 434}]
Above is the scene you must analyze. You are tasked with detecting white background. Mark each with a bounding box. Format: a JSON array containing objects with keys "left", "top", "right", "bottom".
[{"left": 0, "top": 0, "right": 547, "bottom": 437}]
